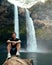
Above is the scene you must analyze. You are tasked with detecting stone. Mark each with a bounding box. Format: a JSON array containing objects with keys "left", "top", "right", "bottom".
[{"left": 3, "top": 56, "right": 32, "bottom": 65}]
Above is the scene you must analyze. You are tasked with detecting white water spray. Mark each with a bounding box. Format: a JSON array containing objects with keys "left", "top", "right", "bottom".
[
  {"left": 25, "top": 9, "right": 37, "bottom": 52},
  {"left": 14, "top": 6, "right": 19, "bottom": 38}
]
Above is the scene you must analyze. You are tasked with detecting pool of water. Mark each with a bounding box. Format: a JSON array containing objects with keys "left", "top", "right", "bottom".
[{"left": 0, "top": 52, "right": 52, "bottom": 65}]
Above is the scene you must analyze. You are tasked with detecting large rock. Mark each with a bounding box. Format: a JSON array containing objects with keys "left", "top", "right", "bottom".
[{"left": 3, "top": 56, "right": 32, "bottom": 65}]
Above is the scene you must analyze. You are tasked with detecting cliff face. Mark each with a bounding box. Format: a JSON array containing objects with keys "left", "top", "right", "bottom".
[
  {"left": 31, "top": 1, "right": 52, "bottom": 28},
  {"left": 30, "top": 1, "right": 52, "bottom": 40},
  {"left": 0, "top": 0, "right": 26, "bottom": 47},
  {"left": 0, "top": 0, "right": 14, "bottom": 43},
  {"left": 0, "top": 0, "right": 52, "bottom": 44}
]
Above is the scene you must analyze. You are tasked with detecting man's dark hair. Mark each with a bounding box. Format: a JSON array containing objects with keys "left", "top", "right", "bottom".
[{"left": 12, "top": 32, "right": 16, "bottom": 35}]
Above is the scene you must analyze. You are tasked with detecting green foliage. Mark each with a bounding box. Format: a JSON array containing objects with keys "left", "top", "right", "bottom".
[
  {"left": 36, "top": 28, "right": 44, "bottom": 37},
  {"left": 36, "top": 28, "right": 52, "bottom": 40}
]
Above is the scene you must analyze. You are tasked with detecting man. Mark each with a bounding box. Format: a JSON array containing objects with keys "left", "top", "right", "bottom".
[{"left": 7, "top": 32, "right": 21, "bottom": 59}]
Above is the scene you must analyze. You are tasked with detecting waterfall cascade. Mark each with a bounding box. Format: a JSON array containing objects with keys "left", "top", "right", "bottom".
[
  {"left": 7, "top": 0, "right": 42, "bottom": 52},
  {"left": 25, "top": 9, "right": 37, "bottom": 52},
  {"left": 14, "top": 6, "right": 19, "bottom": 38}
]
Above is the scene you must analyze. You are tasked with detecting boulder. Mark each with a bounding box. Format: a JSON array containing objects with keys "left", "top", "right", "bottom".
[{"left": 3, "top": 56, "right": 32, "bottom": 65}]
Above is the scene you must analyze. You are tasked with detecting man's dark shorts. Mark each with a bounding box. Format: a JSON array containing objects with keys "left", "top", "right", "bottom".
[{"left": 11, "top": 44, "right": 17, "bottom": 55}]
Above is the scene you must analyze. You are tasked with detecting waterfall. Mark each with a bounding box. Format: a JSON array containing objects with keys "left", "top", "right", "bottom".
[
  {"left": 14, "top": 5, "right": 19, "bottom": 38},
  {"left": 25, "top": 9, "right": 37, "bottom": 52}
]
